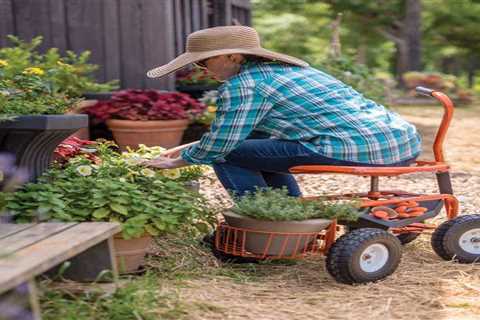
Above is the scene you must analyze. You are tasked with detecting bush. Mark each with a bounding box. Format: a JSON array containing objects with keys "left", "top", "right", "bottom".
[
  {"left": 5, "top": 140, "right": 212, "bottom": 239},
  {"left": 232, "top": 188, "right": 360, "bottom": 222}
]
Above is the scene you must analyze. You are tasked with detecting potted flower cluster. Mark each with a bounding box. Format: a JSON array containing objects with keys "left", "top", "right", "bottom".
[
  {"left": 0, "top": 35, "right": 118, "bottom": 181},
  {"left": 182, "top": 90, "right": 218, "bottom": 144},
  {"left": 224, "top": 188, "right": 360, "bottom": 256},
  {"left": 4, "top": 138, "right": 212, "bottom": 273},
  {"left": 175, "top": 66, "right": 221, "bottom": 99},
  {"left": 85, "top": 89, "right": 207, "bottom": 150}
]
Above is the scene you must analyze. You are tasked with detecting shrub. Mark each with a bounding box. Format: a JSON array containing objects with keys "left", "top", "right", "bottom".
[{"left": 232, "top": 188, "right": 360, "bottom": 222}]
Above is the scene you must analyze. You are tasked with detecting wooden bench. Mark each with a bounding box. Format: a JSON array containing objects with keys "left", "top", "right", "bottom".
[{"left": 0, "top": 222, "right": 121, "bottom": 320}]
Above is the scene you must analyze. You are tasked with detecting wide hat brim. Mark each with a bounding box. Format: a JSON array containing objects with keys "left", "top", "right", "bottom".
[{"left": 146, "top": 47, "right": 309, "bottom": 78}]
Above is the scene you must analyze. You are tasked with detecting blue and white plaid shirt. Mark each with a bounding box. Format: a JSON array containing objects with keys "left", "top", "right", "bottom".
[{"left": 182, "top": 61, "right": 421, "bottom": 165}]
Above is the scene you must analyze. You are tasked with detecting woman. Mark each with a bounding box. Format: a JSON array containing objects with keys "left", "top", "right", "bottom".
[{"left": 144, "top": 26, "right": 421, "bottom": 197}]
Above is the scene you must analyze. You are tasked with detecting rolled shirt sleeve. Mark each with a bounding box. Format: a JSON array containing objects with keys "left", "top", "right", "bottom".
[{"left": 181, "top": 84, "right": 273, "bottom": 165}]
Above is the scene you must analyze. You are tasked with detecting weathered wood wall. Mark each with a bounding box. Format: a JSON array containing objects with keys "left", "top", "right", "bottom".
[{"left": 0, "top": 0, "right": 252, "bottom": 90}]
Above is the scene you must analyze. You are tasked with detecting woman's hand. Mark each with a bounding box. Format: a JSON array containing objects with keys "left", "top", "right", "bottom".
[{"left": 142, "top": 156, "right": 189, "bottom": 169}]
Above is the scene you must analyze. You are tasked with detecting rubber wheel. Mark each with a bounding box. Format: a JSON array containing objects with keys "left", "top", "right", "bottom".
[
  {"left": 201, "top": 232, "right": 259, "bottom": 264},
  {"left": 326, "top": 228, "right": 403, "bottom": 284},
  {"left": 431, "top": 214, "right": 480, "bottom": 263},
  {"left": 396, "top": 232, "right": 420, "bottom": 245}
]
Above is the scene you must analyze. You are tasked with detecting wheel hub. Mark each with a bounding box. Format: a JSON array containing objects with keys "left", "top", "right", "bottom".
[
  {"left": 459, "top": 228, "right": 480, "bottom": 254},
  {"left": 359, "top": 244, "right": 389, "bottom": 273}
]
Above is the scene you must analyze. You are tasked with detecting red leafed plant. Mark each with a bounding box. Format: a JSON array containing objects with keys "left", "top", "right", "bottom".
[
  {"left": 84, "top": 89, "right": 207, "bottom": 122},
  {"left": 54, "top": 137, "right": 101, "bottom": 164}
]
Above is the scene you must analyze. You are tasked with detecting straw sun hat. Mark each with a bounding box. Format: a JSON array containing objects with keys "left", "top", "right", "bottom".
[{"left": 146, "top": 25, "right": 309, "bottom": 78}]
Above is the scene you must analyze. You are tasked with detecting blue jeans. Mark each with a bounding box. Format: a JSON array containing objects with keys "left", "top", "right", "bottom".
[{"left": 212, "top": 139, "right": 418, "bottom": 197}]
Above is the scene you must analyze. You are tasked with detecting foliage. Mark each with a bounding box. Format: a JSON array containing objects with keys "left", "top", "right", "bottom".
[
  {"left": 5, "top": 140, "right": 212, "bottom": 239},
  {"left": 0, "top": 35, "right": 118, "bottom": 97},
  {"left": 315, "top": 55, "right": 387, "bottom": 103},
  {"left": 84, "top": 90, "right": 207, "bottom": 122},
  {"left": 232, "top": 188, "right": 360, "bottom": 221},
  {"left": 175, "top": 66, "right": 221, "bottom": 86},
  {"left": 194, "top": 90, "right": 218, "bottom": 125},
  {"left": 0, "top": 68, "right": 75, "bottom": 117}
]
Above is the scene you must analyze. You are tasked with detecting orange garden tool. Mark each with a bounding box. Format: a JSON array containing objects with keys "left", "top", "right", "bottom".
[{"left": 212, "top": 87, "right": 480, "bottom": 284}]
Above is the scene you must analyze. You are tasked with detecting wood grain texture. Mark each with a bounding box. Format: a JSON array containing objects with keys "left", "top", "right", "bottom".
[
  {"left": 0, "top": 224, "right": 34, "bottom": 240},
  {"left": 0, "top": 0, "right": 15, "bottom": 47},
  {"left": 0, "top": 222, "right": 121, "bottom": 293}
]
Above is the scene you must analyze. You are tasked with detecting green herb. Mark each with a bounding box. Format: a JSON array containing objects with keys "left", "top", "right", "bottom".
[{"left": 232, "top": 188, "right": 360, "bottom": 222}]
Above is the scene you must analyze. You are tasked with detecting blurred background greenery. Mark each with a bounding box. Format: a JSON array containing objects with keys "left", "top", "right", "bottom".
[{"left": 252, "top": 0, "right": 480, "bottom": 104}]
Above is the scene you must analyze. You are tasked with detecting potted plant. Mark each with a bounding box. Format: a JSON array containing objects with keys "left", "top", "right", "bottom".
[
  {"left": 175, "top": 66, "right": 221, "bottom": 99},
  {"left": 5, "top": 138, "right": 212, "bottom": 273},
  {"left": 182, "top": 90, "right": 218, "bottom": 144},
  {"left": 224, "top": 188, "right": 360, "bottom": 256},
  {"left": 84, "top": 90, "right": 206, "bottom": 150}
]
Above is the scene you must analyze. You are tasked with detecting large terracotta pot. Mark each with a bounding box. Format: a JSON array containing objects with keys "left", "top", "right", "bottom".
[
  {"left": 222, "top": 211, "right": 331, "bottom": 256},
  {"left": 113, "top": 234, "right": 152, "bottom": 274},
  {"left": 106, "top": 119, "right": 190, "bottom": 151}
]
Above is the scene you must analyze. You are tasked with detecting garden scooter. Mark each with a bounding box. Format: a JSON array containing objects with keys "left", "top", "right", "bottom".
[{"left": 166, "top": 87, "right": 480, "bottom": 284}]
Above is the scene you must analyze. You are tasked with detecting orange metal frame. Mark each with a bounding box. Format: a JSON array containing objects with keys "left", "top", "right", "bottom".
[{"left": 215, "top": 88, "right": 459, "bottom": 259}]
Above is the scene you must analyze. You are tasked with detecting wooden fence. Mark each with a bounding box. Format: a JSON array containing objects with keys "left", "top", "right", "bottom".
[{"left": 0, "top": 0, "right": 252, "bottom": 90}]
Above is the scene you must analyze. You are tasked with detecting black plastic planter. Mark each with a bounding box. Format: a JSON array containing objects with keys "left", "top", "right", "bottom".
[
  {"left": 176, "top": 84, "right": 220, "bottom": 99},
  {"left": 0, "top": 115, "right": 88, "bottom": 182}
]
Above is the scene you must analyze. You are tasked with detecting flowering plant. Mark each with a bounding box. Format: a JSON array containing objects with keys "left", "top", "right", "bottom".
[
  {"left": 175, "top": 66, "right": 221, "bottom": 86},
  {"left": 84, "top": 90, "right": 207, "bottom": 123},
  {"left": 5, "top": 138, "right": 212, "bottom": 239},
  {"left": 0, "top": 35, "right": 118, "bottom": 118}
]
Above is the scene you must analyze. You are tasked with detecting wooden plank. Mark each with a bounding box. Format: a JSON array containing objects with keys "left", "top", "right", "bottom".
[
  {"left": 0, "top": 0, "right": 15, "bottom": 48},
  {"left": 200, "top": 0, "right": 209, "bottom": 28},
  {"left": 191, "top": 0, "right": 201, "bottom": 31},
  {"left": 182, "top": 0, "right": 192, "bottom": 36},
  {"left": 224, "top": 0, "right": 232, "bottom": 25},
  {"left": 13, "top": 0, "right": 53, "bottom": 51},
  {"left": 48, "top": 0, "right": 68, "bottom": 53},
  {"left": 0, "top": 223, "right": 76, "bottom": 256},
  {"left": 66, "top": 0, "right": 106, "bottom": 82},
  {"left": 231, "top": 0, "right": 251, "bottom": 9},
  {"left": 119, "top": 0, "right": 145, "bottom": 88},
  {"left": 0, "top": 224, "right": 34, "bottom": 240},
  {"left": 0, "top": 222, "right": 121, "bottom": 293},
  {"left": 173, "top": 0, "right": 184, "bottom": 55},
  {"left": 103, "top": 0, "right": 121, "bottom": 83},
  {"left": 143, "top": 0, "right": 175, "bottom": 90}
]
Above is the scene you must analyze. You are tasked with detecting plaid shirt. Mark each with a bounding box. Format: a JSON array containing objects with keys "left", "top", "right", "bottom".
[{"left": 182, "top": 61, "right": 421, "bottom": 165}]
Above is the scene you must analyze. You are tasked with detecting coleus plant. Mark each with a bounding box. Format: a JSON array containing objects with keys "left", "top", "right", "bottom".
[{"left": 84, "top": 89, "right": 207, "bottom": 122}]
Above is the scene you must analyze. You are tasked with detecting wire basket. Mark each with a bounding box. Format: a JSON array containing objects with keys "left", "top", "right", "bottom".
[{"left": 214, "top": 220, "right": 337, "bottom": 260}]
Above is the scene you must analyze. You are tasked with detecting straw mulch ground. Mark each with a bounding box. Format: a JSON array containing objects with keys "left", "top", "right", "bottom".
[{"left": 148, "top": 105, "right": 480, "bottom": 320}]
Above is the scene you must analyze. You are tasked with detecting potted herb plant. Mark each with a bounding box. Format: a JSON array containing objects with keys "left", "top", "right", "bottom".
[
  {"left": 224, "top": 188, "right": 360, "bottom": 256},
  {"left": 85, "top": 90, "right": 206, "bottom": 150},
  {"left": 175, "top": 66, "right": 221, "bottom": 99},
  {"left": 5, "top": 139, "right": 212, "bottom": 273}
]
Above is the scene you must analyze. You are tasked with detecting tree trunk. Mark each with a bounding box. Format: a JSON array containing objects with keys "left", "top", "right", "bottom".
[
  {"left": 405, "top": 0, "right": 422, "bottom": 71},
  {"left": 395, "top": 40, "right": 409, "bottom": 86}
]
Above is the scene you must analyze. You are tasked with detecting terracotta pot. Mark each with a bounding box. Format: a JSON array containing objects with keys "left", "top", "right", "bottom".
[
  {"left": 66, "top": 99, "right": 97, "bottom": 140},
  {"left": 106, "top": 119, "right": 190, "bottom": 151},
  {"left": 222, "top": 211, "right": 331, "bottom": 256},
  {"left": 113, "top": 234, "right": 152, "bottom": 273}
]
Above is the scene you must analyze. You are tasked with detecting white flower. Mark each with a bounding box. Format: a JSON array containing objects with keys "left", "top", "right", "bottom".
[
  {"left": 162, "top": 168, "right": 181, "bottom": 180},
  {"left": 76, "top": 165, "right": 92, "bottom": 177},
  {"left": 119, "top": 177, "right": 127, "bottom": 183},
  {"left": 124, "top": 157, "right": 143, "bottom": 166},
  {"left": 140, "top": 168, "right": 156, "bottom": 178}
]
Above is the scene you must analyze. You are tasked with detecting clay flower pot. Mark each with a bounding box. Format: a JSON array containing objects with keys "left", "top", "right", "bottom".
[
  {"left": 106, "top": 119, "right": 190, "bottom": 151},
  {"left": 113, "top": 233, "right": 152, "bottom": 274},
  {"left": 222, "top": 211, "right": 331, "bottom": 256}
]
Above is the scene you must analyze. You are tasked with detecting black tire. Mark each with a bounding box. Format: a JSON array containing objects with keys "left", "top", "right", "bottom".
[
  {"left": 431, "top": 214, "right": 480, "bottom": 263},
  {"left": 326, "top": 228, "right": 403, "bottom": 284},
  {"left": 396, "top": 232, "right": 420, "bottom": 245},
  {"left": 201, "top": 232, "right": 259, "bottom": 264}
]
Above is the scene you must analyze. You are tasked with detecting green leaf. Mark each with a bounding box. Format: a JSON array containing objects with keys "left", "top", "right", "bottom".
[
  {"left": 145, "top": 224, "right": 160, "bottom": 236},
  {"left": 110, "top": 203, "right": 128, "bottom": 216},
  {"left": 92, "top": 207, "right": 110, "bottom": 219}
]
